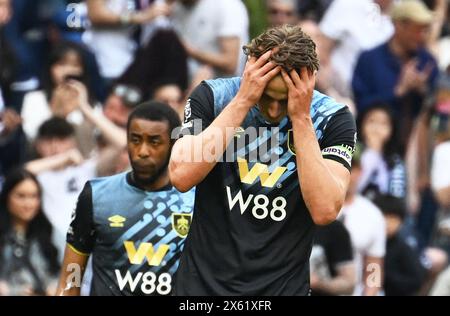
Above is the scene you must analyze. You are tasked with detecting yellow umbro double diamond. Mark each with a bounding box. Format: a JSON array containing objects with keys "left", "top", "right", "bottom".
[{"left": 109, "top": 215, "right": 126, "bottom": 227}]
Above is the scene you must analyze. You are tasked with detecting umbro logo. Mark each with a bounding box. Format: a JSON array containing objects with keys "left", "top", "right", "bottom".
[{"left": 109, "top": 215, "right": 126, "bottom": 227}]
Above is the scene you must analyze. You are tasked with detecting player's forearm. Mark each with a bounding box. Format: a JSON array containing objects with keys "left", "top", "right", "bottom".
[
  {"left": 57, "top": 278, "right": 81, "bottom": 296},
  {"left": 169, "top": 98, "right": 250, "bottom": 192},
  {"left": 56, "top": 246, "right": 88, "bottom": 296},
  {"left": 292, "top": 116, "right": 345, "bottom": 225}
]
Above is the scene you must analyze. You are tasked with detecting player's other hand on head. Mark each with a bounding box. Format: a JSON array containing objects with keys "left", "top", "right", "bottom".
[
  {"left": 281, "top": 67, "right": 316, "bottom": 119},
  {"left": 236, "top": 50, "right": 281, "bottom": 109}
]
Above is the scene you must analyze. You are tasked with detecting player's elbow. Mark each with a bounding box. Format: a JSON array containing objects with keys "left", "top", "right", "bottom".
[
  {"left": 311, "top": 211, "right": 337, "bottom": 226},
  {"left": 169, "top": 161, "right": 193, "bottom": 193},
  {"left": 310, "top": 202, "right": 341, "bottom": 226},
  {"left": 169, "top": 138, "right": 198, "bottom": 192}
]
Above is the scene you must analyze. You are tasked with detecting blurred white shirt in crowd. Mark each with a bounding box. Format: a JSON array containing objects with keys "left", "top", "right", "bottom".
[
  {"left": 37, "top": 159, "right": 97, "bottom": 262},
  {"left": 431, "top": 141, "right": 450, "bottom": 191},
  {"left": 83, "top": 0, "right": 137, "bottom": 79},
  {"left": 21, "top": 90, "right": 85, "bottom": 141},
  {"left": 339, "top": 195, "right": 386, "bottom": 295},
  {"left": 171, "top": 0, "right": 249, "bottom": 78},
  {"left": 320, "top": 0, "right": 394, "bottom": 94},
  {"left": 0, "top": 88, "right": 4, "bottom": 134}
]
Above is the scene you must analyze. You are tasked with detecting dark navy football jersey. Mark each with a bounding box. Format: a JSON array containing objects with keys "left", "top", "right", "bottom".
[
  {"left": 67, "top": 172, "right": 195, "bottom": 296},
  {"left": 174, "top": 77, "right": 356, "bottom": 295}
]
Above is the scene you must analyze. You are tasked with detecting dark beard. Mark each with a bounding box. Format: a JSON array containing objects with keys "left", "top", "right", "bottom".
[{"left": 132, "top": 155, "right": 170, "bottom": 187}]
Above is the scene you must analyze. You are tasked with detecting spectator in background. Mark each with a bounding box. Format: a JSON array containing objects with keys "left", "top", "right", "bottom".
[
  {"left": 0, "top": 0, "right": 14, "bottom": 107},
  {"left": 424, "top": 0, "right": 449, "bottom": 71},
  {"left": 298, "top": 19, "right": 356, "bottom": 115},
  {"left": 374, "top": 194, "right": 427, "bottom": 296},
  {"left": 266, "top": 0, "right": 299, "bottom": 27},
  {"left": 103, "top": 26, "right": 188, "bottom": 128},
  {"left": 0, "top": 0, "right": 26, "bottom": 178},
  {"left": 320, "top": 0, "right": 394, "bottom": 98},
  {"left": 242, "top": 0, "right": 269, "bottom": 39},
  {"left": 21, "top": 42, "right": 96, "bottom": 143},
  {"left": 25, "top": 118, "right": 92, "bottom": 261},
  {"left": 430, "top": 265, "right": 450, "bottom": 295},
  {"left": 297, "top": 0, "right": 333, "bottom": 21},
  {"left": 25, "top": 81, "right": 126, "bottom": 261},
  {"left": 0, "top": 168, "right": 60, "bottom": 296},
  {"left": 0, "top": 0, "right": 10, "bottom": 26},
  {"left": 0, "top": 108, "right": 27, "bottom": 181},
  {"left": 170, "top": 0, "right": 249, "bottom": 80},
  {"left": 152, "top": 83, "right": 185, "bottom": 119},
  {"left": 115, "top": 28, "right": 188, "bottom": 102},
  {"left": 103, "top": 83, "right": 143, "bottom": 128},
  {"left": 48, "top": 0, "right": 89, "bottom": 44},
  {"left": 352, "top": 0, "right": 439, "bottom": 149},
  {"left": 408, "top": 73, "right": 450, "bottom": 248},
  {"left": 84, "top": 0, "right": 172, "bottom": 82},
  {"left": 339, "top": 156, "right": 386, "bottom": 296},
  {"left": 311, "top": 220, "right": 356, "bottom": 296},
  {"left": 431, "top": 116, "right": 450, "bottom": 257},
  {"left": 48, "top": 1, "right": 107, "bottom": 103},
  {"left": 2, "top": 0, "right": 60, "bottom": 111},
  {"left": 357, "top": 105, "right": 407, "bottom": 200}
]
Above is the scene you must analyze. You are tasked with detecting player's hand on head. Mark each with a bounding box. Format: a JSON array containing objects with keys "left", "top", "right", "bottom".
[
  {"left": 281, "top": 67, "right": 316, "bottom": 119},
  {"left": 237, "top": 50, "right": 281, "bottom": 108}
]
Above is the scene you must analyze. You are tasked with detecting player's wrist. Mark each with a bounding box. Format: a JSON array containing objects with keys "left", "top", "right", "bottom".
[
  {"left": 289, "top": 110, "right": 311, "bottom": 122},
  {"left": 231, "top": 95, "right": 254, "bottom": 111}
]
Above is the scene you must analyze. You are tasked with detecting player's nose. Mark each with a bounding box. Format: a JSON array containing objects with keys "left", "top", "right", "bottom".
[{"left": 267, "top": 101, "right": 283, "bottom": 118}]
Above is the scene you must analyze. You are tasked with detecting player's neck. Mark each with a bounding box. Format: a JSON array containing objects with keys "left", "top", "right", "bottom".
[
  {"left": 130, "top": 171, "right": 171, "bottom": 192},
  {"left": 147, "top": 172, "right": 171, "bottom": 191}
]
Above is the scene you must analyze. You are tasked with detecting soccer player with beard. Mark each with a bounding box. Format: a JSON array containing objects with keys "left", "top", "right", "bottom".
[{"left": 57, "top": 101, "right": 195, "bottom": 296}]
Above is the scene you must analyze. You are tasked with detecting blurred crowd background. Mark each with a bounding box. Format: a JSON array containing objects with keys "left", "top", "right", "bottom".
[{"left": 1, "top": 0, "right": 450, "bottom": 296}]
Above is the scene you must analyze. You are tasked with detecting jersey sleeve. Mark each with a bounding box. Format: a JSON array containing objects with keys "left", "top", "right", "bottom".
[
  {"left": 179, "top": 81, "right": 215, "bottom": 136},
  {"left": 66, "top": 182, "right": 96, "bottom": 256},
  {"left": 320, "top": 107, "right": 357, "bottom": 171}
]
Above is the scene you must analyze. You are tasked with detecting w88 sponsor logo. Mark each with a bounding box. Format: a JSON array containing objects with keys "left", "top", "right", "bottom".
[
  {"left": 226, "top": 186, "right": 287, "bottom": 222},
  {"left": 115, "top": 270, "right": 171, "bottom": 295}
]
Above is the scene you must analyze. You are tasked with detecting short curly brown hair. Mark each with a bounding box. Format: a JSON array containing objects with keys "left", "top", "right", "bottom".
[{"left": 243, "top": 24, "right": 319, "bottom": 73}]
